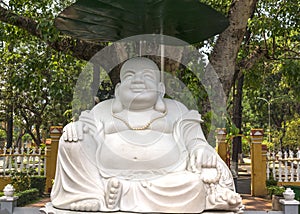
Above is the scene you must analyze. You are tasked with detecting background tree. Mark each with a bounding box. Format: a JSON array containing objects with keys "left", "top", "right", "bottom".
[{"left": 0, "top": 0, "right": 84, "bottom": 147}]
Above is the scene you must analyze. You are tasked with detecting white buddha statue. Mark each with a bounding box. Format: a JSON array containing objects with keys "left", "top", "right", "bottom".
[{"left": 51, "top": 57, "right": 242, "bottom": 213}]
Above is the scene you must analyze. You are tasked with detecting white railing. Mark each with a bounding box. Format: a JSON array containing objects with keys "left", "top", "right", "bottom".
[
  {"left": 0, "top": 147, "right": 47, "bottom": 177},
  {"left": 267, "top": 150, "right": 300, "bottom": 182}
]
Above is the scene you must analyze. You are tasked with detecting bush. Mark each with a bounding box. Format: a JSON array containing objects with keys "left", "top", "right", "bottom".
[
  {"left": 267, "top": 186, "right": 285, "bottom": 197},
  {"left": 266, "top": 178, "right": 278, "bottom": 187},
  {"left": 10, "top": 169, "right": 46, "bottom": 196},
  {"left": 15, "top": 188, "right": 39, "bottom": 207},
  {"left": 10, "top": 171, "right": 31, "bottom": 192},
  {"left": 31, "top": 176, "right": 46, "bottom": 196},
  {"left": 266, "top": 178, "right": 285, "bottom": 197}
]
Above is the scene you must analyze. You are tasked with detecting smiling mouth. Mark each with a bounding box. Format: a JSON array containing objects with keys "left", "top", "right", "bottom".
[{"left": 130, "top": 84, "right": 146, "bottom": 92}]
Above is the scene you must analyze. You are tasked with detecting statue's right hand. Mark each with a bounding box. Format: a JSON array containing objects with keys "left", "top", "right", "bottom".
[{"left": 62, "top": 121, "right": 85, "bottom": 142}]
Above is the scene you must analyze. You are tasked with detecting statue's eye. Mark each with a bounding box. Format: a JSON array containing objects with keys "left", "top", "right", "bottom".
[
  {"left": 144, "top": 74, "right": 154, "bottom": 80},
  {"left": 144, "top": 71, "right": 155, "bottom": 80},
  {"left": 123, "top": 72, "right": 134, "bottom": 80}
]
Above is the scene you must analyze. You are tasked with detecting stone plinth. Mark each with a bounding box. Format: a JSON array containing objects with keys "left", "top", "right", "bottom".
[
  {"left": 279, "top": 198, "right": 300, "bottom": 214},
  {"left": 40, "top": 202, "right": 237, "bottom": 214},
  {"left": 0, "top": 196, "right": 18, "bottom": 214}
]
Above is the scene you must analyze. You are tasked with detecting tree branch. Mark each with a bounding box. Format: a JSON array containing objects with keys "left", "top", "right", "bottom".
[
  {"left": 238, "top": 46, "right": 267, "bottom": 70},
  {"left": 0, "top": 5, "right": 42, "bottom": 37},
  {"left": 0, "top": 6, "right": 106, "bottom": 61}
]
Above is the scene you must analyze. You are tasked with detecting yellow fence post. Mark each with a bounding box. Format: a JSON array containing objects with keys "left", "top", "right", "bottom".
[
  {"left": 250, "top": 128, "right": 267, "bottom": 196},
  {"left": 216, "top": 128, "right": 228, "bottom": 164},
  {"left": 45, "top": 126, "right": 63, "bottom": 193}
]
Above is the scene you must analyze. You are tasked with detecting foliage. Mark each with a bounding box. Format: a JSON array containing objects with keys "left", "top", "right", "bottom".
[
  {"left": 96, "top": 80, "right": 115, "bottom": 102},
  {"left": 172, "top": 66, "right": 214, "bottom": 138},
  {"left": 266, "top": 178, "right": 278, "bottom": 187},
  {"left": 10, "top": 169, "right": 46, "bottom": 195},
  {"left": 15, "top": 188, "right": 39, "bottom": 207},
  {"left": 0, "top": 0, "right": 85, "bottom": 146},
  {"left": 229, "top": 0, "right": 299, "bottom": 153},
  {"left": 10, "top": 170, "right": 31, "bottom": 192},
  {"left": 282, "top": 115, "right": 300, "bottom": 150},
  {"left": 263, "top": 140, "right": 275, "bottom": 151},
  {"left": 31, "top": 176, "right": 46, "bottom": 196},
  {"left": 266, "top": 178, "right": 285, "bottom": 197},
  {"left": 0, "top": 129, "right": 6, "bottom": 144},
  {"left": 242, "top": 138, "right": 251, "bottom": 155},
  {"left": 267, "top": 185, "right": 285, "bottom": 197},
  {"left": 243, "top": 58, "right": 300, "bottom": 150}
]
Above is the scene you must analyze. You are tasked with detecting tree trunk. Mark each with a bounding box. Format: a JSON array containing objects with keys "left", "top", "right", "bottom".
[
  {"left": 35, "top": 124, "right": 42, "bottom": 146},
  {"left": 6, "top": 105, "right": 13, "bottom": 148},
  {"left": 232, "top": 73, "right": 244, "bottom": 177},
  {"left": 16, "top": 130, "right": 25, "bottom": 148},
  {"left": 210, "top": 0, "right": 258, "bottom": 97},
  {"left": 28, "top": 131, "right": 38, "bottom": 147}
]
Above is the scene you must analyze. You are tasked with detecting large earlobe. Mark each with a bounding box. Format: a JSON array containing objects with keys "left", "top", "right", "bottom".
[
  {"left": 112, "top": 83, "right": 123, "bottom": 113},
  {"left": 154, "top": 82, "right": 166, "bottom": 113},
  {"left": 158, "top": 82, "right": 166, "bottom": 97}
]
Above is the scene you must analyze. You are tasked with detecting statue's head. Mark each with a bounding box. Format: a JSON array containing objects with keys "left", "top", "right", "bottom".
[{"left": 113, "top": 57, "right": 165, "bottom": 112}]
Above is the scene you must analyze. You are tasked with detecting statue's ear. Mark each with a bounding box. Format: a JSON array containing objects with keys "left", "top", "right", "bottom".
[
  {"left": 158, "top": 82, "right": 165, "bottom": 97},
  {"left": 114, "top": 83, "right": 121, "bottom": 98},
  {"left": 155, "top": 82, "right": 166, "bottom": 113},
  {"left": 112, "top": 83, "right": 123, "bottom": 113}
]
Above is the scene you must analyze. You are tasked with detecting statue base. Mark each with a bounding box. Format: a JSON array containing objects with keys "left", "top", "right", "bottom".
[{"left": 40, "top": 202, "right": 237, "bottom": 214}]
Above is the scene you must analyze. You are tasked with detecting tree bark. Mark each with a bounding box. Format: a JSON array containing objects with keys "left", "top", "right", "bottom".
[
  {"left": 6, "top": 104, "right": 13, "bottom": 148},
  {"left": 232, "top": 73, "right": 244, "bottom": 177},
  {"left": 209, "top": 0, "right": 258, "bottom": 97}
]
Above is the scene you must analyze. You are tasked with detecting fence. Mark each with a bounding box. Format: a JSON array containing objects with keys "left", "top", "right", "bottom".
[
  {"left": 0, "top": 147, "right": 47, "bottom": 177},
  {"left": 267, "top": 150, "right": 300, "bottom": 183}
]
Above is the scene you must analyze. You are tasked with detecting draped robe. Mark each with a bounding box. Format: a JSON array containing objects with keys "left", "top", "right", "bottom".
[{"left": 51, "top": 98, "right": 235, "bottom": 213}]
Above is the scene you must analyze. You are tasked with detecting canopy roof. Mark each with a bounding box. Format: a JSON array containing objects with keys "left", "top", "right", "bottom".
[{"left": 55, "top": 0, "right": 229, "bottom": 44}]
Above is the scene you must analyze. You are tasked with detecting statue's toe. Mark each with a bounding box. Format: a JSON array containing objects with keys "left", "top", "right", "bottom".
[
  {"left": 70, "top": 199, "right": 101, "bottom": 211},
  {"left": 106, "top": 178, "right": 122, "bottom": 209}
]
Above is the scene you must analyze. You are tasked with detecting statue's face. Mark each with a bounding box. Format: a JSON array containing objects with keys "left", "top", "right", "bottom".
[{"left": 117, "top": 58, "right": 161, "bottom": 110}]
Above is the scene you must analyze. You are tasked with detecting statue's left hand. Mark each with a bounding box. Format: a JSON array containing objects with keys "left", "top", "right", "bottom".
[{"left": 188, "top": 146, "right": 217, "bottom": 173}]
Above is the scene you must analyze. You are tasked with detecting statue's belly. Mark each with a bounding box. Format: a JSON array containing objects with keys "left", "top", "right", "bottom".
[{"left": 97, "top": 130, "right": 185, "bottom": 175}]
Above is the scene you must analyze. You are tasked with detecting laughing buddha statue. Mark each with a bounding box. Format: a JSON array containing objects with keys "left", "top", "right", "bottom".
[{"left": 51, "top": 57, "right": 243, "bottom": 213}]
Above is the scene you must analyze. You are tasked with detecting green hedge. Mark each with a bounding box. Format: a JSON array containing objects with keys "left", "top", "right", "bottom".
[
  {"left": 31, "top": 176, "right": 46, "bottom": 196},
  {"left": 15, "top": 188, "right": 39, "bottom": 207},
  {"left": 10, "top": 170, "right": 46, "bottom": 196}
]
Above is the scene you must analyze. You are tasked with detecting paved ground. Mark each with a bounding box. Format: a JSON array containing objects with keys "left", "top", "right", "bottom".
[{"left": 242, "top": 194, "right": 272, "bottom": 211}]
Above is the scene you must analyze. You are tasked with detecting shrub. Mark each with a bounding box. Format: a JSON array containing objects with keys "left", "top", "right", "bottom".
[
  {"left": 266, "top": 178, "right": 278, "bottom": 187},
  {"left": 267, "top": 186, "right": 285, "bottom": 197},
  {"left": 10, "top": 169, "right": 46, "bottom": 196},
  {"left": 266, "top": 178, "right": 285, "bottom": 197},
  {"left": 10, "top": 171, "right": 31, "bottom": 192},
  {"left": 15, "top": 188, "right": 39, "bottom": 207},
  {"left": 31, "top": 176, "right": 46, "bottom": 196}
]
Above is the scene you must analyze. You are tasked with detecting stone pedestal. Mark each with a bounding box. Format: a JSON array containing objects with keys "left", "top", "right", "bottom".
[
  {"left": 0, "top": 196, "right": 18, "bottom": 214},
  {"left": 40, "top": 202, "right": 237, "bottom": 214},
  {"left": 279, "top": 198, "right": 300, "bottom": 213}
]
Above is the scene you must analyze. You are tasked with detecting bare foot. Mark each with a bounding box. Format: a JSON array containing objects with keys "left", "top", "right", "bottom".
[
  {"left": 70, "top": 199, "right": 103, "bottom": 211},
  {"left": 106, "top": 178, "right": 122, "bottom": 209}
]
